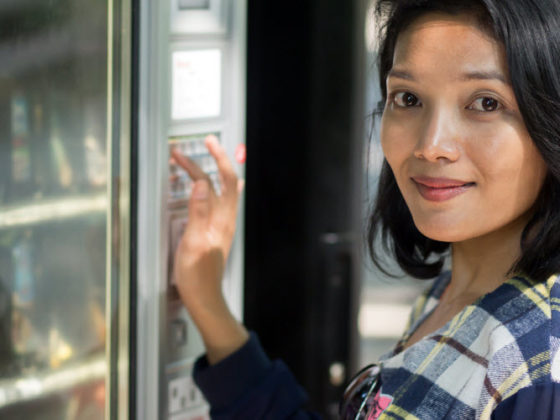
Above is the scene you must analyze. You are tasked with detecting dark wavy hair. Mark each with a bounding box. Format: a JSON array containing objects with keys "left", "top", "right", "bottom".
[{"left": 368, "top": 0, "right": 560, "bottom": 281}]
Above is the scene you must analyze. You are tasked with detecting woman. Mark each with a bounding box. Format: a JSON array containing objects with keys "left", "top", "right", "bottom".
[{"left": 172, "top": 0, "right": 560, "bottom": 418}]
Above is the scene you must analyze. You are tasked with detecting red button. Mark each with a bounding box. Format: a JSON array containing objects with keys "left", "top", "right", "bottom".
[{"left": 235, "top": 144, "right": 246, "bottom": 164}]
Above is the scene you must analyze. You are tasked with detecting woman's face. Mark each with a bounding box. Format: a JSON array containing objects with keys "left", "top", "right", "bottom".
[{"left": 380, "top": 13, "right": 548, "bottom": 243}]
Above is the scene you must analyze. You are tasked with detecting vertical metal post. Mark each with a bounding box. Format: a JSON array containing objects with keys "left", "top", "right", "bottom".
[
  {"left": 106, "top": 0, "right": 132, "bottom": 418},
  {"left": 136, "top": 0, "right": 171, "bottom": 418}
]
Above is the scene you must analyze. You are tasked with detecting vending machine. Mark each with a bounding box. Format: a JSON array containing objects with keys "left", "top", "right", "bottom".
[
  {"left": 135, "top": 1, "right": 247, "bottom": 419},
  {"left": 0, "top": 1, "right": 363, "bottom": 419}
]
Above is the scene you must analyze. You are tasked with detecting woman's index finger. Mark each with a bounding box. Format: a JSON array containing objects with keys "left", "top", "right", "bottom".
[
  {"left": 205, "top": 136, "right": 238, "bottom": 184},
  {"left": 171, "top": 147, "right": 207, "bottom": 180}
]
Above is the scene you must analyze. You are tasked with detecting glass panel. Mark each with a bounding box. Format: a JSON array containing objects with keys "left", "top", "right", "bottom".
[{"left": 0, "top": 1, "right": 108, "bottom": 419}]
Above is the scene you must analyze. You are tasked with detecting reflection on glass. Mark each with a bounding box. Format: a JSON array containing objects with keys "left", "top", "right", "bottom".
[{"left": 0, "top": 1, "right": 108, "bottom": 419}]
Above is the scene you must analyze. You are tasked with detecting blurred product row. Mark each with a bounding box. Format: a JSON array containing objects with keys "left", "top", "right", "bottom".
[{"left": 0, "top": 2, "right": 110, "bottom": 418}]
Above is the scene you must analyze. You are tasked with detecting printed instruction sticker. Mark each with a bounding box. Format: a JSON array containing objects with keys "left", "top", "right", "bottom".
[{"left": 172, "top": 49, "right": 222, "bottom": 120}]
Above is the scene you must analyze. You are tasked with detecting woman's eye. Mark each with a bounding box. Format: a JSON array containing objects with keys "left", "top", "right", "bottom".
[
  {"left": 469, "top": 97, "right": 502, "bottom": 112},
  {"left": 393, "top": 92, "right": 421, "bottom": 108}
]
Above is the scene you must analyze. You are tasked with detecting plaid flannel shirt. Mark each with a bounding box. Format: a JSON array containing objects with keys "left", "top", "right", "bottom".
[{"left": 374, "top": 272, "right": 560, "bottom": 419}]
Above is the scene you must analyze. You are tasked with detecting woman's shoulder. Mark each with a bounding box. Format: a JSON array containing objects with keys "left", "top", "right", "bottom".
[
  {"left": 480, "top": 273, "right": 560, "bottom": 358},
  {"left": 478, "top": 274, "right": 560, "bottom": 405},
  {"left": 479, "top": 273, "right": 560, "bottom": 344},
  {"left": 481, "top": 273, "right": 560, "bottom": 416}
]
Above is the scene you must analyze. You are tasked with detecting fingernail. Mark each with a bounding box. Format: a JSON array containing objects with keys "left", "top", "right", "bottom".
[
  {"left": 205, "top": 134, "right": 218, "bottom": 145},
  {"left": 238, "top": 179, "right": 246, "bottom": 193},
  {"left": 193, "top": 180, "right": 209, "bottom": 200}
]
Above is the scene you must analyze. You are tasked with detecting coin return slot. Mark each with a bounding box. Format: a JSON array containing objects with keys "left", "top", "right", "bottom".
[{"left": 178, "top": 0, "right": 210, "bottom": 10}]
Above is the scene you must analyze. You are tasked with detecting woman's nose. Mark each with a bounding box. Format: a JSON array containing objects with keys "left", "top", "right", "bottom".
[{"left": 413, "top": 108, "right": 461, "bottom": 163}]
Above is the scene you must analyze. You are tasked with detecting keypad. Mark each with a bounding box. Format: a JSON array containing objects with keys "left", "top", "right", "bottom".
[{"left": 169, "top": 133, "right": 221, "bottom": 202}]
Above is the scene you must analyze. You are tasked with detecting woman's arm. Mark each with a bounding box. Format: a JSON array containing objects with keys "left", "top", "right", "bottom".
[
  {"left": 172, "top": 136, "right": 322, "bottom": 419},
  {"left": 172, "top": 135, "right": 249, "bottom": 365},
  {"left": 193, "top": 333, "right": 321, "bottom": 419},
  {"left": 491, "top": 383, "right": 560, "bottom": 419}
]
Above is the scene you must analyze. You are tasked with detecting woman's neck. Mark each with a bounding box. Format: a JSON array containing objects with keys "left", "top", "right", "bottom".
[{"left": 445, "top": 212, "right": 531, "bottom": 304}]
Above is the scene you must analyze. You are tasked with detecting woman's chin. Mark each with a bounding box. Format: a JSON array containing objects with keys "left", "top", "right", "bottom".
[{"left": 413, "top": 220, "right": 471, "bottom": 244}]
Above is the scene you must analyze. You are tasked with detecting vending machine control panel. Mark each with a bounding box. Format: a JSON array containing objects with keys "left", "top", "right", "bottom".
[
  {"left": 137, "top": 0, "right": 246, "bottom": 417},
  {"left": 162, "top": 2, "right": 247, "bottom": 419}
]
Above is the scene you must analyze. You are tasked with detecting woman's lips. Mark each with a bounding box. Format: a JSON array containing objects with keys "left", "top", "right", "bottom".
[{"left": 411, "top": 177, "right": 475, "bottom": 202}]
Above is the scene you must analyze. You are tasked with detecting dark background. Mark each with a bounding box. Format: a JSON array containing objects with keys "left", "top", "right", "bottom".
[{"left": 244, "top": 1, "right": 367, "bottom": 417}]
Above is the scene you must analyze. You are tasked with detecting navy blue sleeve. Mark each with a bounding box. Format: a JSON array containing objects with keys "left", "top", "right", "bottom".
[
  {"left": 193, "top": 332, "right": 322, "bottom": 420},
  {"left": 491, "top": 383, "right": 560, "bottom": 419}
]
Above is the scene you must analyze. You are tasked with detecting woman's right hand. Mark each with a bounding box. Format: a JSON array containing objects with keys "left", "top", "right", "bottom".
[{"left": 171, "top": 135, "right": 249, "bottom": 364}]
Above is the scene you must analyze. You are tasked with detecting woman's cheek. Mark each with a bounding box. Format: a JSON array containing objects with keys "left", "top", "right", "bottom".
[{"left": 381, "top": 120, "right": 409, "bottom": 164}]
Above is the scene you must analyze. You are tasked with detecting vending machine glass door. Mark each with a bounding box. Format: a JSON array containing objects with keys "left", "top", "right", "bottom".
[{"left": 0, "top": 1, "right": 132, "bottom": 419}]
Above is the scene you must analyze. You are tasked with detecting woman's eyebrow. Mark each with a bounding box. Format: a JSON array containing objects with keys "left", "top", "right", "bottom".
[
  {"left": 387, "top": 69, "right": 415, "bottom": 81},
  {"left": 459, "top": 70, "right": 510, "bottom": 85},
  {"left": 387, "top": 68, "right": 510, "bottom": 85}
]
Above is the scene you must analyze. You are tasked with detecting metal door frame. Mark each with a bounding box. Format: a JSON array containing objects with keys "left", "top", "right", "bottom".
[{"left": 106, "top": 0, "right": 133, "bottom": 418}]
